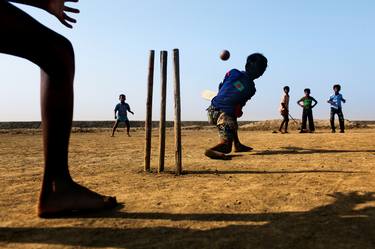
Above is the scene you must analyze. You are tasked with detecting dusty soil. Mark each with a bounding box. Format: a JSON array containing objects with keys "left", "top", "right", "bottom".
[{"left": 0, "top": 128, "right": 375, "bottom": 249}]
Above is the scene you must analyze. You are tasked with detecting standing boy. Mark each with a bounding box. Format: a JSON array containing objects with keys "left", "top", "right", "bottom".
[
  {"left": 297, "top": 88, "right": 318, "bottom": 133},
  {"left": 327, "top": 84, "right": 346, "bottom": 133},
  {"left": 279, "top": 86, "right": 290, "bottom": 133},
  {"left": 205, "top": 53, "right": 268, "bottom": 160},
  {"left": 0, "top": 0, "right": 117, "bottom": 217},
  {"left": 112, "top": 94, "right": 134, "bottom": 137}
]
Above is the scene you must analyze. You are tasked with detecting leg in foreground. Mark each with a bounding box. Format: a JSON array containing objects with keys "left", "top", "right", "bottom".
[{"left": 0, "top": 2, "right": 116, "bottom": 217}]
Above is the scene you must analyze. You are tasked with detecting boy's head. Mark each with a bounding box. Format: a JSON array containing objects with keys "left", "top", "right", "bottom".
[
  {"left": 283, "top": 86, "right": 290, "bottom": 94},
  {"left": 119, "top": 94, "right": 126, "bottom": 102},
  {"left": 245, "top": 53, "right": 268, "bottom": 80},
  {"left": 304, "top": 88, "right": 311, "bottom": 96},
  {"left": 333, "top": 84, "right": 341, "bottom": 93}
]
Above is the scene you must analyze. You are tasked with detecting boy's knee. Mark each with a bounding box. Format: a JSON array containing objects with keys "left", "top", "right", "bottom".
[{"left": 42, "top": 35, "right": 75, "bottom": 81}]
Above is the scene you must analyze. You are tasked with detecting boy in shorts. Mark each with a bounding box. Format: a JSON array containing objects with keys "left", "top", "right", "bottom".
[
  {"left": 205, "top": 53, "right": 268, "bottom": 160},
  {"left": 278, "top": 86, "right": 290, "bottom": 133},
  {"left": 111, "top": 94, "right": 134, "bottom": 137},
  {"left": 0, "top": 0, "right": 117, "bottom": 217}
]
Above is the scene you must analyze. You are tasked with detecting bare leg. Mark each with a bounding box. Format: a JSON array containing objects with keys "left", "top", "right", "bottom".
[
  {"left": 111, "top": 120, "right": 119, "bottom": 137},
  {"left": 125, "top": 120, "right": 131, "bottom": 136},
  {"left": 205, "top": 139, "right": 232, "bottom": 160},
  {"left": 233, "top": 130, "right": 253, "bottom": 152},
  {"left": 0, "top": 2, "right": 116, "bottom": 217},
  {"left": 284, "top": 118, "right": 289, "bottom": 133},
  {"left": 279, "top": 119, "right": 286, "bottom": 132}
]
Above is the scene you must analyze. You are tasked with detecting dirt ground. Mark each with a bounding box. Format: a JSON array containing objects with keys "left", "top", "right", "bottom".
[{"left": 0, "top": 127, "right": 375, "bottom": 249}]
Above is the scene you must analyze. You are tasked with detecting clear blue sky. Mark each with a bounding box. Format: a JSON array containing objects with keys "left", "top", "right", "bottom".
[{"left": 0, "top": 0, "right": 374, "bottom": 121}]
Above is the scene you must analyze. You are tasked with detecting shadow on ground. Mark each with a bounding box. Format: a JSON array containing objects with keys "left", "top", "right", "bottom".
[
  {"left": 252, "top": 147, "right": 375, "bottom": 156},
  {"left": 184, "top": 169, "right": 361, "bottom": 175},
  {"left": 1, "top": 192, "right": 375, "bottom": 248}
]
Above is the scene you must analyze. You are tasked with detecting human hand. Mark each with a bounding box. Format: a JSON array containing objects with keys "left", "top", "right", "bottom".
[{"left": 46, "top": 0, "right": 80, "bottom": 28}]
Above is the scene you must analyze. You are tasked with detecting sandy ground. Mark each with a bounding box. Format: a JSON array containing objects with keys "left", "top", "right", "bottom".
[{"left": 0, "top": 127, "right": 375, "bottom": 249}]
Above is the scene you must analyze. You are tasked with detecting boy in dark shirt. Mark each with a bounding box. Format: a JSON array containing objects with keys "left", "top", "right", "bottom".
[
  {"left": 111, "top": 94, "right": 134, "bottom": 137},
  {"left": 205, "top": 53, "right": 268, "bottom": 160},
  {"left": 297, "top": 88, "right": 318, "bottom": 133}
]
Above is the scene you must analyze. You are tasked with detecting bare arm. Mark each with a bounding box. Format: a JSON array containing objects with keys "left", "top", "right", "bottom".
[
  {"left": 297, "top": 99, "right": 304, "bottom": 108},
  {"left": 312, "top": 98, "right": 318, "bottom": 108},
  {"left": 8, "top": 0, "right": 80, "bottom": 28},
  {"left": 127, "top": 105, "right": 134, "bottom": 115}
]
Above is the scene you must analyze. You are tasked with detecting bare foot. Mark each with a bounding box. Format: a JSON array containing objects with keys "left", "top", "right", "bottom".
[
  {"left": 234, "top": 144, "right": 253, "bottom": 152},
  {"left": 38, "top": 180, "right": 117, "bottom": 218},
  {"left": 204, "top": 149, "right": 231, "bottom": 160}
]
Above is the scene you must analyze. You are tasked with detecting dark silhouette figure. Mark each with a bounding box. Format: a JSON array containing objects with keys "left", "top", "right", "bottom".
[{"left": 0, "top": 0, "right": 116, "bottom": 217}]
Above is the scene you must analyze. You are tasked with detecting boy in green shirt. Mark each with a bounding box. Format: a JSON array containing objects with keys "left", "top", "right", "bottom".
[{"left": 297, "top": 88, "right": 318, "bottom": 133}]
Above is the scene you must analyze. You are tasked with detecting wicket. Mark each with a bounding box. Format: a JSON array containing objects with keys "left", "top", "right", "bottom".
[{"left": 144, "top": 49, "right": 182, "bottom": 175}]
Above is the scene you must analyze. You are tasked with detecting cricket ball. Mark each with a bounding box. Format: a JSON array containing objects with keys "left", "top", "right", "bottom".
[{"left": 220, "top": 50, "right": 230, "bottom": 61}]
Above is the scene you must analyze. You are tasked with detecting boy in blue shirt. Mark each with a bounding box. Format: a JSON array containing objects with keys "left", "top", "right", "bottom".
[
  {"left": 327, "top": 84, "right": 346, "bottom": 133},
  {"left": 205, "top": 53, "right": 268, "bottom": 160},
  {"left": 111, "top": 94, "right": 134, "bottom": 137}
]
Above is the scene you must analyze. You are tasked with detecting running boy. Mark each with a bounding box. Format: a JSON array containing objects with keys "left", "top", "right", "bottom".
[
  {"left": 327, "top": 84, "right": 346, "bottom": 133},
  {"left": 279, "top": 86, "right": 290, "bottom": 133},
  {"left": 0, "top": 0, "right": 117, "bottom": 217},
  {"left": 205, "top": 53, "right": 268, "bottom": 160},
  {"left": 111, "top": 94, "right": 134, "bottom": 137},
  {"left": 297, "top": 88, "right": 318, "bottom": 133}
]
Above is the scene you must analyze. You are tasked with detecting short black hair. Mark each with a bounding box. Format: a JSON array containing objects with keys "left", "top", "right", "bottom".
[
  {"left": 333, "top": 84, "right": 341, "bottom": 91},
  {"left": 119, "top": 94, "right": 126, "bottom": 98},
  {"left": 304, "top": 88, "right": 311, "bottom": 94},
  {"left": 283, "top": 86, "right": 290, "bottom": 91},
  {"left": 246, "top": 53, "right": 268, "bottom": 73}
]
